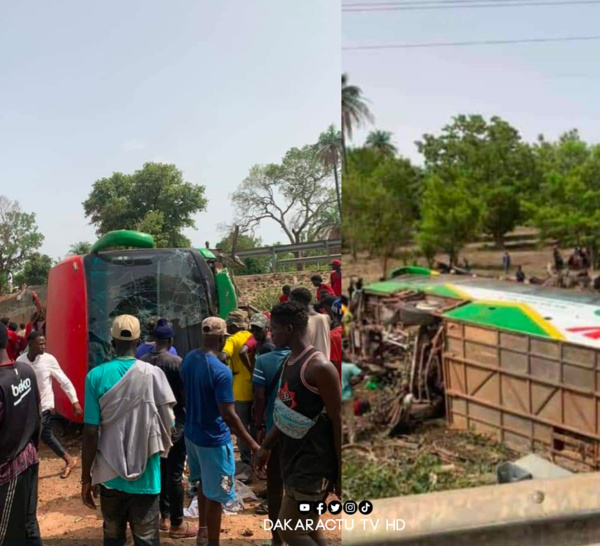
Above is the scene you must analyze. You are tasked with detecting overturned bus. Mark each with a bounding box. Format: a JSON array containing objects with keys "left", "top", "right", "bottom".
[
  {"left": 45, "top": 230, "right": 237, "bottom": 422},
  {"left": 351, "top": 267, "right": 600, "bottom": 468}
]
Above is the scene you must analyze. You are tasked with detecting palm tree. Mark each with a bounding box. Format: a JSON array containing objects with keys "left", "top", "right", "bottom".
[
  {"left": 365, "top": 130, "right": 397, "bottom": 157},
  {"left": 342, "top": 73, "right": 374, "bottom": 170},
  {"left": 317, "top": 125, "right": 342, "bottom": 223},
  {"left": 69, "top": 241, "right": 92, "bottom": 256}
]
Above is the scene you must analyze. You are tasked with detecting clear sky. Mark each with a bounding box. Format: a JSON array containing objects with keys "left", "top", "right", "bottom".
[
  {"left": 0, "top": 0, "right": 340, "bottom": 260},
  {"left": 343, "top": 2, "right": 600, "bottom": 162}
]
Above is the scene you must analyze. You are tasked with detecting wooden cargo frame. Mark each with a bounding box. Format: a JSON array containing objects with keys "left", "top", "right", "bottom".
[{"left": 443, "top": 319, "right": 600, "bottom": 467}]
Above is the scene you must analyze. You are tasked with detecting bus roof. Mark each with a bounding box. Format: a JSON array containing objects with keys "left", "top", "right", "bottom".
[{"left": 365, "top": 275, "right": 600, "bottom": 348}]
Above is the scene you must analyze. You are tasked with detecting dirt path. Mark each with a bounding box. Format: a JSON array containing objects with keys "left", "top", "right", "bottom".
[
  {"left": 344, "top": 243, "right": 579, "bottom": 287},
  {"left": 37, "top": 433, "right": 341, "bottom": 545}
]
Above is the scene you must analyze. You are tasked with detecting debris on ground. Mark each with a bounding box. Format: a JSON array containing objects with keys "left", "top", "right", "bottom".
[{"left": 342, "top": 419, "right": 518, "bottom": 501}]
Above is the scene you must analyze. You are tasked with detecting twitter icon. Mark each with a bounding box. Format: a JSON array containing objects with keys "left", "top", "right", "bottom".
[{"left": 328, "top": 500, "right": 342, "bottom": 515}]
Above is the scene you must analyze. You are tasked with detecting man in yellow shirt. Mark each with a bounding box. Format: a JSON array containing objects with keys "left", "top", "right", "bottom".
[{"left": 218, "top": 311, "right": 254, "bottom": 465}]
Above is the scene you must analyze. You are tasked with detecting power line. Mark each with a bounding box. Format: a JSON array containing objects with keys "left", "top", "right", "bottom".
[
  {"left": 345, "top": 0, "right": 567, "bottom": 5},
  {"left": 343, "top": 0, "right": 600, "bottom": 10},
  {"left": 343, "top": 34, "right": 600, "bottom": 49}
]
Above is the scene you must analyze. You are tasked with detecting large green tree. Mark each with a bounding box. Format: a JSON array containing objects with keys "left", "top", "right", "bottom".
[
  {"left": 526, "top": 131, "right": 600, "bottom": 266},
  {"left": 21, "top": 252, "right": 53, "bottom": 285},
  {"left": 417, "top": 115, "right": 538, "bottom": 247},
  {"left": 418, "top": 177, "right": 481, "bottom": 267},
  {"left": 232, "top": 143, "right": 336, "bottom": 245},
  {"left": 83, "top": 162, "right": 207, "bottom": 248},
  {"left": 0, "top": 196, "right": 44, "bottom": 292},
  {"left": 343, "top": 153, "right": 422, "bottom": 274}
]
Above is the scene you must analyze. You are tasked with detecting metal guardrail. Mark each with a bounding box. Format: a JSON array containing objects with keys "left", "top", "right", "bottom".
[
  {"left": 235, "top": 239, "right": 341, "bottom": 258},
  {"left": 342, "top": 472, "right": 600, "bottom": 546},
  {"left": 277, "top": 254, "right": 342, "bottom": 267},
  {"left": 234, "top": 239, "right": 341, "bottom": 272}
]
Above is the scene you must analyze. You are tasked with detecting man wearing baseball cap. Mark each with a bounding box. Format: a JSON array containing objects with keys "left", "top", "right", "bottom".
[
  {"left": 81, "top": 314, "right": 176, "bottom": 546},
  {"left": 218, "top": 310, "right": 255, "bottom": 466},
  {"left": 240, "top": 313, "right": 275, "bottom": 372},
  {"left": 140, "top": 319, "right": 196, "bottom": 539},
  {"left": 182, "top": 316, "right": 260, "bottom": 546},
  {"left": 330, "top": 260, "right": 342, "bottom": 297}
]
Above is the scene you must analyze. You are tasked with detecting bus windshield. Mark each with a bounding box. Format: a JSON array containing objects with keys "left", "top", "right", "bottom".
[{"left": 84, "top": 249, "right": 210, "bottom": 369}]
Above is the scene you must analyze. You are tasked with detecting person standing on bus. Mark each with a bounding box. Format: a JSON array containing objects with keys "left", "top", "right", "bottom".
[
  {"left": 18, "top": 331, "right": 81, "bottom": 479},
  {"left": 0, "top": 322, "right": 43, "bottom": 545}
]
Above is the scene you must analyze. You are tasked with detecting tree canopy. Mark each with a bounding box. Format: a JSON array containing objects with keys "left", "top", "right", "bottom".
[
  {"left": 232, "top": 141, "right": 337, "bottom": 245},
  {"left": 83, "top": 162, "right": 207, "bottom": 248},
  {"left": 365, "top": 130, "right": 397, "bottom": 157},
  {"left": 317, "top": 125, "right": 342, "bottom": 221},
  {"left": 21, "top": 252, "right": 54, "bottom": 285},
  {"left": 343, "top": 150, "right": 423, "bottom": 274},
  {"left": 69, "top": 241, "right": 92, "bottom": 256},
  {"left": 526, "top": 131, "right": 600, "bottom": 264},
  {"left": 417, "top": 115, "right": 538, "bottom": 247},
  {"left": 0, "top": 196, "right": 44, "bottom": 292},
  {"left": 342, "top": 73, "right": 374, "bottom": 143}
]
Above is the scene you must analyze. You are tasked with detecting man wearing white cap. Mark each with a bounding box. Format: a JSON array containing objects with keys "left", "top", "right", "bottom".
[{"left": 80, "top": 314, "right": 176, "bottom": 546}]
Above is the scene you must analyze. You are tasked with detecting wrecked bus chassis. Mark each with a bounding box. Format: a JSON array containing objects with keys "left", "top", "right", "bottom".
[{"left": 350, "top": 267, "right": 600, "bottom": 469}]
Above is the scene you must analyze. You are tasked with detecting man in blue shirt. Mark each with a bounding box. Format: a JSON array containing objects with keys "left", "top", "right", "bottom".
[
  {"left": 182, "top": 316, "right": 260, "bottom": 546},
  {"left": 136, "top": 318, "right": 178, "bottom": 359},
  {"left": 253, "top": 346, "right": 290, "bottom": 546}
]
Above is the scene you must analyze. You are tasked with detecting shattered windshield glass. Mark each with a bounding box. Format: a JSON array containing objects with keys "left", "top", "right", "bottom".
[{"left": 84, "top": 249, "right": 210, "bottom": 369}]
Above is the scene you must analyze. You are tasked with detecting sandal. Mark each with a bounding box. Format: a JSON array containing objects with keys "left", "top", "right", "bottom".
[
  {"left": 160, "top": 517, "right": 170, "bottom": 531},
  {"left": 169, "top": 521, "right": 199, "bottom": 538},
  {"left": 255, "top": 500, "right": 268, "bottom": 515}
]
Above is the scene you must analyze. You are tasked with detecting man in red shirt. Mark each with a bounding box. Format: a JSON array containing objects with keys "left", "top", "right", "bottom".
[
  {"left": 330, "top": 260, "right": 342, "bottom": 297},
  {"left": 279, "top": 285, "right": 291, "bottom": 303},
  {"left": 310, "top": 275, "right": 335, "bottom": 302},
  {"left": 0, "top": 319, "right": 20, "bottom": 361}
]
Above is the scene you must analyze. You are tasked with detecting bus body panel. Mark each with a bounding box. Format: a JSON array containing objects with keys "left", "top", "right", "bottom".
[{"left": 46, "top": 255, "right": 88, "bottom": 423}]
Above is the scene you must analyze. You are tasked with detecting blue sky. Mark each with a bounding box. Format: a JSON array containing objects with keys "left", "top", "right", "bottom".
[
  {"left": 0, "top": 0, "right": 340, "bottom": 260},
  {"left": 343, "top": 2, "right": 600, "bottom": 161}
]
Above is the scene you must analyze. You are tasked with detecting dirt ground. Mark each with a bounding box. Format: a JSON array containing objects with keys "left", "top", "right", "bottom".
[
  {"left": 341, "top": 377, "right": 521, "bottom": 501},
  {"left": 37, "top": 427, "right": 341, "bottom": 545}
]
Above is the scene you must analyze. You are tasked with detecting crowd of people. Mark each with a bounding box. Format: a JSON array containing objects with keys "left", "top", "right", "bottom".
[
  {"left": 0, "top": 261, "right": 344, "bottom": 546},
  {"left": 500, "top": 245, "right": 600, "bottom": 288}
]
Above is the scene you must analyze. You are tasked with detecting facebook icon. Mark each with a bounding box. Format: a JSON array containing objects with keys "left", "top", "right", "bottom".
[{"left": 315, "top": 501, "right": 327, "bottom": 515}]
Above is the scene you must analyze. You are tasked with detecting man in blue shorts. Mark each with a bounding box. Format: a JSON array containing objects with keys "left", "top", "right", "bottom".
[{"left": 182, "top": 316, "right": 260, "bottom": 546}]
